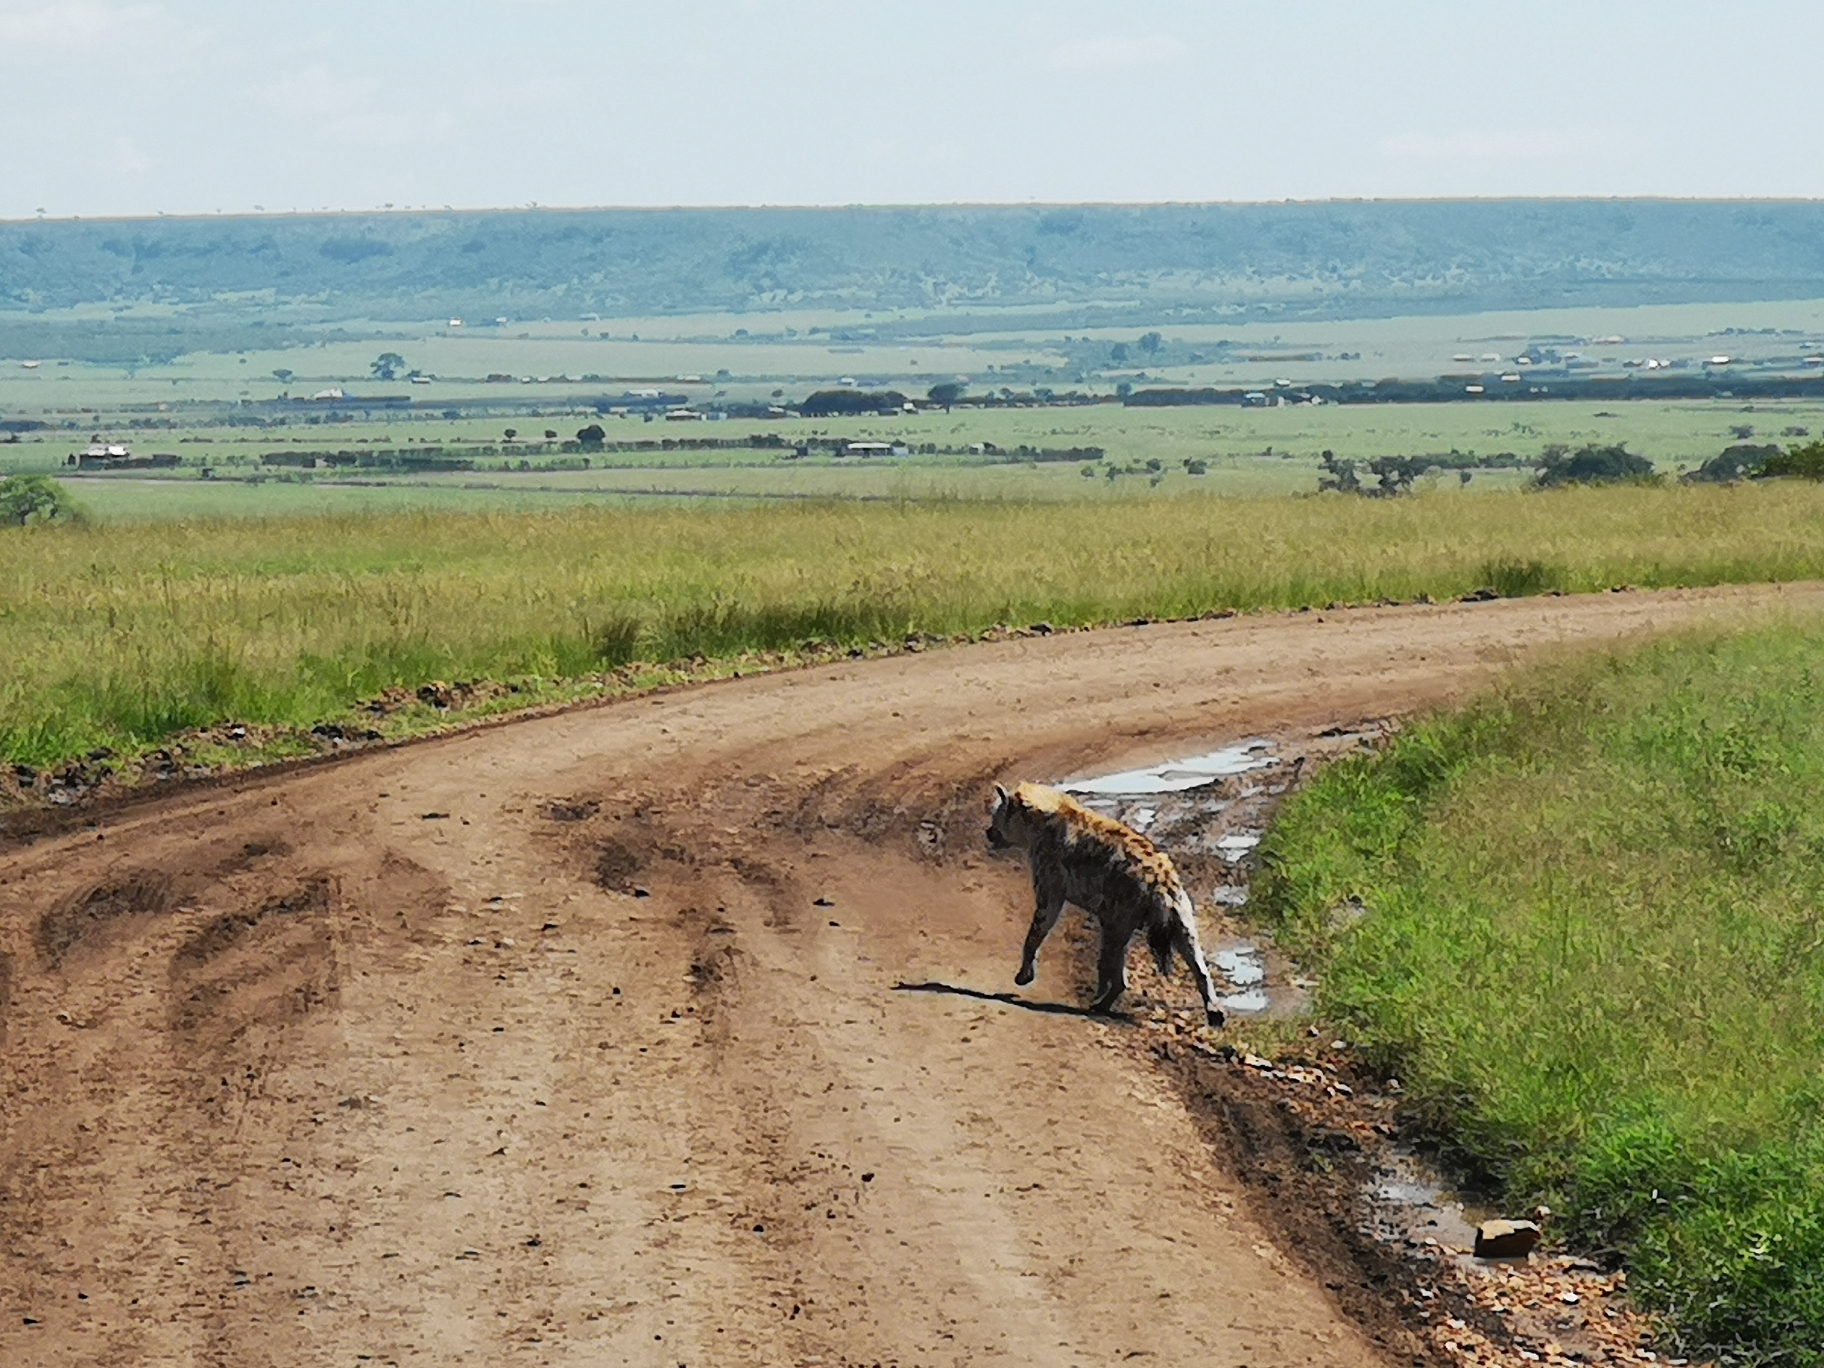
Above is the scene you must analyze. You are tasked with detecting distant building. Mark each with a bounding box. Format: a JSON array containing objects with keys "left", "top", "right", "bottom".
[{"left": 69, "top": 442, "right": 179, "bottom": 471}]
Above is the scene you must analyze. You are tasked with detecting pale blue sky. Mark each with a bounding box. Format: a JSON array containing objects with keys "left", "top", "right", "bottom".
[{"left": 4, "top": 0, "right": 1822, "bottom": 219}]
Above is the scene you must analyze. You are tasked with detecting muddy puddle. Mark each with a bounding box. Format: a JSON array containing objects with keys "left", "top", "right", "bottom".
[
  {"left": 1057, "top": 739, "right": 1303, "bottom": 1020},
  {"left": 1059, "top": 730, "right": 1492, "bottom": 1269}
]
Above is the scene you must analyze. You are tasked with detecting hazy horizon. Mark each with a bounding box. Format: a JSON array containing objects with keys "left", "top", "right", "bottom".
[{"left": 16, "top": 192, "right": 1824, "bottom": 229}]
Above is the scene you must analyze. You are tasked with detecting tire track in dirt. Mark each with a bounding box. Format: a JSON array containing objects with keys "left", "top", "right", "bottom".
[{"left": 2, "top": 583, "right": 1818, "bottom": 1366}]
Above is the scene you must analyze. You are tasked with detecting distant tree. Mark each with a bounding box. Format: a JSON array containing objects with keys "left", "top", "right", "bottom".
[
  {"left": 1686, "top": 443, "right": 1780, "bottom": 484},
  {"left": 1535, "top": 443, "right": 1656, "bottom": 488},
  {"left": 1730, "top": 423, "right": 1755, "bottom": 440},
  {"left": 1109, "top": 343, "right": 1130, "bottom": 364},
  {"left": 926, "top": 381, "right": 964, "bottom": 411},
  {"left": 0, "top": 474, "right": 78, "bottom": 527},
  {"left": 1138, "top": 332, "right": 1163, "bottom": 357},
  {"left": 1318, "top": 451, "right": 1362, "bottom": 494},
  {"left": 371, "top": 352, "right": 407, "bottom": 381},
  {"left": 576, "top": 424, "right": 606, "bottom": 449},
  {"left": 504, "top": 428, "right": 518, "bottom": 440},
  {"left": 544, "top": 429, "right": 557, "bottom": 440},
  {"left": 272, "top": 368, "right": 294, "bottom": 385},
  {"left": 800, "top": 389, "right": 908, "bottom": 418},
  {"left": 1758, "top": 440, "right": 1824, "bottom": 480}
]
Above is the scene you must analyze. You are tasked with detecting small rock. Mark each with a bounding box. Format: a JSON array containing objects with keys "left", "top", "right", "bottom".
[{"left": 1474, "top": 1218, "right": 1542, "bottom": 1259}]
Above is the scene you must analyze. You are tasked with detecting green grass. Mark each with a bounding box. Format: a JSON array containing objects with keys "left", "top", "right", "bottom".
[
  {"left": 11, "top": 396, "right": 1824, "bottom": 497},
  {"left": 1256, "top": 623, "right": 1824, "bottom": 1366},
  {"left": 6, "top": 479, "right": 1824, "bottom": 774}
]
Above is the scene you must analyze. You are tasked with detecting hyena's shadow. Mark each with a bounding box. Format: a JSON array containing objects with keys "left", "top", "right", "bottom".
[{"left": 892, "top": 979, "right": 1134, "bottom": 1023}]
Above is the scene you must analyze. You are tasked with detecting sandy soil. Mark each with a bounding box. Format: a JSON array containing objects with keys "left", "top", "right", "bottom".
[{"left": 3, "top": 583, "right": 1818, "bottom": 1368}]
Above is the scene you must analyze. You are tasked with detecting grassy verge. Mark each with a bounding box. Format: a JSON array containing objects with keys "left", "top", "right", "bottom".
[
  {"left": 1255, "top": 621, "right": 1824, "bottom": 1365},
  {"left": 5, "top": 479, "right": 1824, "bottom": 772}
]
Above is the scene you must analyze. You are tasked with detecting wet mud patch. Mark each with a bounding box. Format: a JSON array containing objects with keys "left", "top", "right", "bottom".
[
  {"left": 167, "top": 877, "right": 341, "bottom": 1060},
  {"left": 1154, "top": 1037, "right": 1501, "bottom": 1366},
  {"left": 593, "top": 838, "right": 645, "bottom": 893},
  {"left": 212, "top": 835, "right": 292, "bottom": 877},
  {"left": 543, "top": 798, "right": 600, "bottom": 823},
  {"left": 1079, "top": 726, "right": 1667, "bottom": 1367},
  {"left": 1052, "top": 742, "right": 1310, "bottom": 1021},
  {"left": 685, "top": 908, "right": 740, "bottom": 1013},
  {"left": 173, "top": 879, "right": 332, "bottom": 968},
  {"left": 36, "top": 872, "right": 174, "bottom": 967}
]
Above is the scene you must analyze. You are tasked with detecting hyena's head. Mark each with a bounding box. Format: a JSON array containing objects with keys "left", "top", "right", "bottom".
[{"left": 985, "top": 783, "right": 1037, "bottom": 851}]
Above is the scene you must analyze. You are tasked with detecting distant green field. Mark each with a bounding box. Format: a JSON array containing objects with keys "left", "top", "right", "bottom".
[{"left": 6, "top": 397, "right": 1815, "bottom": 519}]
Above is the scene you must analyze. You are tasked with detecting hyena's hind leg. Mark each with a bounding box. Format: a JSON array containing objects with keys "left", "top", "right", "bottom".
[{"left": 1089, "top": 922, "right": 1135, "bottom": 1015}]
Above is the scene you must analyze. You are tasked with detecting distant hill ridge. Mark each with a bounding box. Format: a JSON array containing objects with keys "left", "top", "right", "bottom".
[{"left": 5, "top": 201, "right": 1824, "bottom": 321}]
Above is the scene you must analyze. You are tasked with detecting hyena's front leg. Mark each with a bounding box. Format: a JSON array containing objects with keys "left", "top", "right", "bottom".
[{"left": 1015, "top": 865, "right": 1067, "bottom": 987}]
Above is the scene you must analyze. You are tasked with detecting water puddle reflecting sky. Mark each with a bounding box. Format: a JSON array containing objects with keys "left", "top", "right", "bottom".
[{"left": 1056, "top": 739, "right": 1296, "bottom": 1018}]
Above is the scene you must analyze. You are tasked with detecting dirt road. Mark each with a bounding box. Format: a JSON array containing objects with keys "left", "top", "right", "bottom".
[{"left": 3, "top": 584, "right": 1818, "bottom": 1368}]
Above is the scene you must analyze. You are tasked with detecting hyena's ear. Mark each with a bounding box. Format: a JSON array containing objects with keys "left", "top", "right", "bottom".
[{"left": 993, "top": 783, "right": 1009, "bottom": 803}]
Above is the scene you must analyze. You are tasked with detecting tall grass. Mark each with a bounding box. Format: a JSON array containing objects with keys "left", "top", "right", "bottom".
[
  {"left": 4, "top": 481, "right": 1824, "bottom": 767},
  {"left": 1256, "top": 623, "right": 1824, "bottom": 1366}
]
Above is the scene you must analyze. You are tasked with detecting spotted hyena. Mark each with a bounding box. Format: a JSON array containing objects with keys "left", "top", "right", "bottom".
[{"left": 986, "top": 781, "right": 1224, "bottom": 1027}]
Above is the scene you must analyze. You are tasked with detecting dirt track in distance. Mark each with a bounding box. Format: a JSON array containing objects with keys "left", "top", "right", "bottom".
[{"left": 3, "top": 582, "right": 1819, "bottom": 1368}]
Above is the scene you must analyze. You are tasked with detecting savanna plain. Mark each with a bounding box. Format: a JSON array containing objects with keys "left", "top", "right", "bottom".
[{"left": 12, "top": 227, "right": 1824, "bottom": 1362}]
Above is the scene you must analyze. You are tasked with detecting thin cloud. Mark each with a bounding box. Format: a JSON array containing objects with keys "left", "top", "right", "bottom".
[
  {"left": 0, "top": 0, "right": 164, "bottom": 50},
  {"left": 1046, "top": 34, "right": 1184, "bottom": 72}
]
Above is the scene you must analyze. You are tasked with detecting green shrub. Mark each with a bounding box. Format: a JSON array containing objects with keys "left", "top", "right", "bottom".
[
  {"left": 1686, "top": 443, "right": 1780, "bottom": 484},
  {"left": 1535, "top": 443, "right": 1657, "bottom": 488},
  {"left": 0, "top": 474, "right": 82, "bottom": 526},
  {"left": 1759, "top": 440, "right": 1824, "bottom": 481}
]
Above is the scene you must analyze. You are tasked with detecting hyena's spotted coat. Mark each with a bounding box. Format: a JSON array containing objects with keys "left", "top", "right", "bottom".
[{"left": 986, "top": 781, "right": 1224, "bottom": 1027}]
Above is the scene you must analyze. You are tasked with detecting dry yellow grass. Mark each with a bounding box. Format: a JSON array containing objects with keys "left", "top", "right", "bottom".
[{"left": 5, "top": 481, "right": 1824, "bottom": 764}]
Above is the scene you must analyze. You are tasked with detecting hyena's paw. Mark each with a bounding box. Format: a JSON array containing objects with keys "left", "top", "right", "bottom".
[
  {"left": 1206, "top": 1007, "right": 1228, "bottom": 1029},
  {"left": 1014, "top": 966, "right": 1035, "bottom": 987}
]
